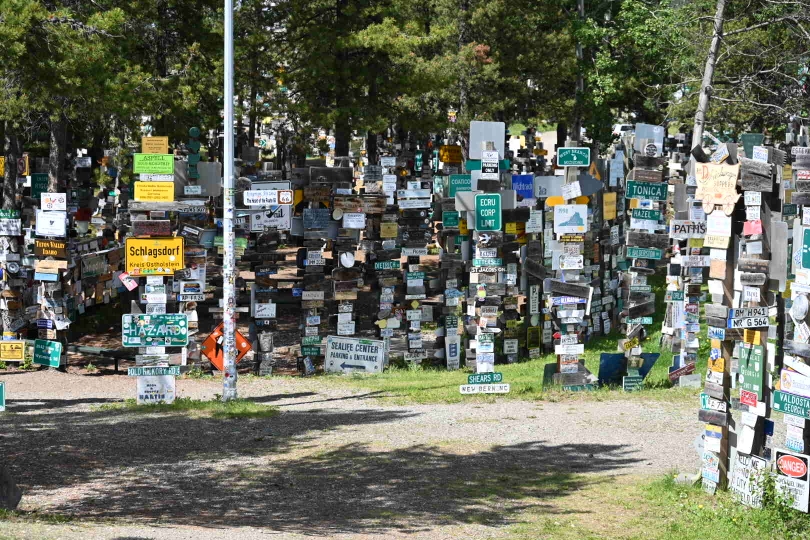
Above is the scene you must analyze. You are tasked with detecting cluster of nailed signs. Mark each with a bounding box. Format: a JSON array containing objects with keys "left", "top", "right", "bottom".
[{"left": 654, "top": 131, "right": 810, "bottom": 512}]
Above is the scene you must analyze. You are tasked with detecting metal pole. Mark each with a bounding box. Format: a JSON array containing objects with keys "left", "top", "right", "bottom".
[{"left": 222, "top": 0, "right": 237, "bottom": 401}]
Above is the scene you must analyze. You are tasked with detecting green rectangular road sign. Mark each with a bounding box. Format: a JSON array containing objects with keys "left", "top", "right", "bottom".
[
  {"left": 626, "top": 181, "right": 668, "bottom": 201},
  {"left": 625, "top": 317, "right": 653, "bottom": 325},
  {"left": 302, "top": 346, "right": 322, "bottom": 356},
  {"left": 442, "top": 211, "right": 459, "bottom": 228},
  {"left": 133, "top": 153, "right": 174, "bottom": 175},
  {"left": 557, "top": 147, "right": 590, "bottom": 167},
  {"left": 34, "top": 339, "right": 62, "bottom": 368},
  {"left": 623, "top": 375, "right": 644, "bottom": 391},
  {"left": 468, "top": 372, "right": 503, "bottom": 384},
  {"left": 473, "top": 258, "right": 503, "bottom": 267},
  {"left": 631, "top": 208, "right": 661, "bottom": 221},
  {"left": 122, "top": 314, "right": 189, "bottom": 347},
  {"left": 128, "top": 366, "right": 181, "bottom": 377},
  {"left": 773, "top": 391, "right": 810, "bottom": 419},
  {"left": 475, "top": 193, "right": 502, "bottom": 231},
  {"left": 374, "top": 260, "right": 400, "bottom": 270},
  {"left": 626, "top": 247, "right": 663, "bottom": 260},
  {"left": 449, "top": 174, "right": 472, "bottom": 196},
  {"left": 0, "top": 381, "right": 4, "bottom": 412}
]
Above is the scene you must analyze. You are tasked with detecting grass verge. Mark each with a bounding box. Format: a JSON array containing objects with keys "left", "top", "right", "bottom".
[
  {"left": 506, "top": 474, "right": 810, "bottom": 540},
  {"left": 96, "top": 397, "right": 278, "bottom": 419}
]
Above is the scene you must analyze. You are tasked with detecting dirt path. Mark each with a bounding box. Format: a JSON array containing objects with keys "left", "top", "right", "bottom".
[{"left": 1, "top": 370, "right": 700, "bottom": 540}]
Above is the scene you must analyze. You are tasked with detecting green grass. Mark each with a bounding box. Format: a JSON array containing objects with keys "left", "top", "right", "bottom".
[
  {"left": 96, "top": 397, "right": 279, "bottom": 419},
  {"left": 320, "top": 274, "right": 706, "bottom": 404},
  {"left": 504, "top": 474, "right": 810, "bottom": 540},
  {"left": 0, "top": 508, "right": 73, "bottom": 524}
]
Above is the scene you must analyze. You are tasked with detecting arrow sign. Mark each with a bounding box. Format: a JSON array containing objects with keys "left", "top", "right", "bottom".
[{"left": 340, "top": 363, "right": 366, "bottom": 370}]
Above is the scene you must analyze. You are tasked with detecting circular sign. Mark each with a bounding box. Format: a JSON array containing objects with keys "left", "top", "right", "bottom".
[
  {"left": 339, "top": 252, "right": 355, "bottom": 268},
  {"left": 793, "top": 294, "right": 809, "bottom": 320},
  {"left": 332, "top": 208, "right": 344, "bottom": 220},
  {"left": 644, "top": 143, "right": 657, "bottom": 157}
]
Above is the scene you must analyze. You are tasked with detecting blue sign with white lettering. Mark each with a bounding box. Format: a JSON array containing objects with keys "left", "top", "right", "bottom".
[{"left": 511, "top": 174, "right": 534, "bottom": 200}]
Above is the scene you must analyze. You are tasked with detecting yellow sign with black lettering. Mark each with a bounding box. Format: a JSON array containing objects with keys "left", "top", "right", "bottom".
[
  {"left": 0, "top": 340, "right": 25, "bottom": 361},
  {"left": 126, "top": 237, "right": 185, "bottom": 276}
]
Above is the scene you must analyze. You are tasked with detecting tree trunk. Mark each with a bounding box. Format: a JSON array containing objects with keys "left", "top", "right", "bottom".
[
  {"left": 4, "top": 125, "right": 21, "bottom": 210},
  {"left": 458, "top": 0, "right": 470, "bottom": 119},
  {"left": 334, "top": 115, "right": 351, "bottom": 157},
  {"left": 365, "top": 130, "right": 378, "bottom": 164},
  {"left": 692, "top": 0, "right": 726, "bottom": 151},
  {"left": 49, "top": 117, "right": 67, "bottom": 192}
]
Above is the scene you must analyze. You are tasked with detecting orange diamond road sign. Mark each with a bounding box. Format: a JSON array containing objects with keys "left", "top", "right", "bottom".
[{"left": 201, "top": 323, "right": 251, "bottom": 371}]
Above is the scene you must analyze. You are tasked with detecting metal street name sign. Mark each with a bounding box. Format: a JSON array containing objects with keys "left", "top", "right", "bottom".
[
  {"left": 626, "top": 180, "right": 667, "bottom": 201},
  {"left": 626, "top": 247, "right": 663, "bottom": 260},
  {"left": 459, "top": 383, "right": 510, "bottom": 394},
  {"left": 128, "top": 366, "right": 181, "bottom": 377},
  {"left": 468, "top": 372, "right": 503, "bottom": 384}
]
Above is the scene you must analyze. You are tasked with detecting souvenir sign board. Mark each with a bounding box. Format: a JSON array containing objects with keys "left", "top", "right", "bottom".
[
  {"left": 125, "top": 237, "right": 185, "bottom": 275},
  {"left": 133, "top": 154, "right": 174, "bottom": 175},
  {"left": 122, "top": 314, "right": 189, "bottom": 347},
  {"left": 557, "top": 147, "right": 590, "bottom": 167},
  {"left": 201, "top": 323, "right": 252, "bottom": 371},
  {"left": 324, "top": 336, "right": 386, "bottom": 373},
  {"left": 554, "top": 205, "right": 588, "bottom": 235},
  {"left": 33, "top": 339, "right": 62, "bottom": 368},
  {"left": 694, "top": 162, "right": 741, "bottom": 215}
]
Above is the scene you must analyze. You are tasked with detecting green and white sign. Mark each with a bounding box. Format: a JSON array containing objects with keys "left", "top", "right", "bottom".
[
  {"left": 625, "top": 317, "right": 653, "bottom": 325},
  {"left": 468, "top": 372, "right": 503, "bottom": 384},
  {"left": 475, "top": 193, "right": 502, "bottom": 231},
  {"left": 122, "top": 314, "right": 189, "bottom": 347},
  {"left": 133, "top": 154, "right": 175, "bottom": 175},
  {"left": 739, "top": 344, "right": 764, "bottom": 398},
  {"left": 626, "top": 247, "right": 663, "bottom": 260},
  {"left": 374, "top": 260, "right": 400, "bottom": 270},
  {"left": 128, "top": 366, "right": 181, "bottom": 377},
  {"left": 626, "top": 180, "right": 667, "bottom": 201},
  {"left": 0, "top": 381, "right": 4, "bottom": 412},
  {"left": 631, "top": 208, "right": 661, "bottom": 221},
  {"left": 449, "top": 174, "right": 472, "bottom": 196},
  {"left": 557, "top": 147, "right": 590, "bottom": 167},
  {"left": 623, "top": 375, "right": 644, "bottom": 391},
  {"left": 442, "top": 211, "right": 459, "bottom": 228},
  {"left": 34, "top": 339, "right": 62, "bottom": 368},
  {"left": 773, "top": 391, "right": 810, "bottom": 419}
]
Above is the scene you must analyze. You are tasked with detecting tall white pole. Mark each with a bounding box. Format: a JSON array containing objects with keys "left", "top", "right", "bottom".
[{"left": 222, "top": 0, "right": 237, "bottom": 401}]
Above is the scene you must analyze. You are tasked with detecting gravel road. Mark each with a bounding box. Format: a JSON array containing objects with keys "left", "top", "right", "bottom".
[{"left": 1, "top": 370, "right": 700, "bottom": 540}]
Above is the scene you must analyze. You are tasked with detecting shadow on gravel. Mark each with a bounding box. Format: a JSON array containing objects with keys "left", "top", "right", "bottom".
[{"left": 2, "top": 405, "right": 638, "bottom": 535}]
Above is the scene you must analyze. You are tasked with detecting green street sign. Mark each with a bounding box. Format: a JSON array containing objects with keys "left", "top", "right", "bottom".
[
  {"left": 449, "top": 174, "right": 472, "bottom": 196},
  {"left": 557, "top": 147, "right": 590, "bottom": 167},
  {"left": 0, "top": 381, "right": 5, "bottom": 412},
  {"left": 121, "top": 314, "right": 189, "bottom": 347},
  {"left": 784, "top": 203, "right": 798, "bottom": 216},
  {"left": 623, "top": 375, "right": 644, "bottom": 392},
  {"left": 473, "top": 258, "right": 502, "bottom": 267},
  {"left": 301, "top": 346, "right": 322, "bottom": 356},
  {"left": 773, "top": 391, "right": 810, "bottom": 419},
  {"left": 626, "top": 181, "right": 668, "bottom": 201},
  {"left": 374, "top": 260, "right": 400, "bottom": 270},
  {"left": 475, "top": 193, "right": 502, "bottom": 231},
  {"left": 442, "top": 211, "right": 460, "bottom": 228},
  {"left": 739, "top": 344, "right": 764, "bottom": 397},
  {"left": 34, "top": 339, "right": 62, "bottom": 368},
  {"left": 31, "top": 173, "right": 50, "bottom": 200},
  {"left": 803, "top": 229, "right": 810, "bottom": 270},
  {"left": 625, "top": 317, "right": 653, "bottom": 325},
  {"left": 630, "top": 285, "right": 652, "bottom": 292},
  {"left": 468, "top": 372, "right": 503, "bottom": 384},
  {"left": 302, "top": 336, "right": 322, "bottom": 346},
  {"left": 133, "top": 153, "right": 174, "bottom": 175},
  {"left": 406, "top": 272, "right": 425, "bottom": 280},
  {"left": 631, "top": 208, "right": 661, "bottom": 221},
  {"left": 626, "top": 247, "right": 663, "bottom": 260},
  {"left": 127, "top": 366, "right": 181, "bottom": 377}
]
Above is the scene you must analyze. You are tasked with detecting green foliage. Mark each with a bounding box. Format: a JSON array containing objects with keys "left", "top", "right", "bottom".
[{"left": 85, "top": 362, "right": 98, "bottom": 373}]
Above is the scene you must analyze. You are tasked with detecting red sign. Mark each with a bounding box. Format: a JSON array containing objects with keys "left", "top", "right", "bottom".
[
  {"left": 740, "top": 389, "right": 758, "bottom": 407},
  {"left": 201, "top": 323, "right": 251, "bottom": 371},
  {"left": 778, "top": 454, "right": 808, "bottom": 478},
  {"left": 668, "top": 362, "right": 696, "bottom": 383}
]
